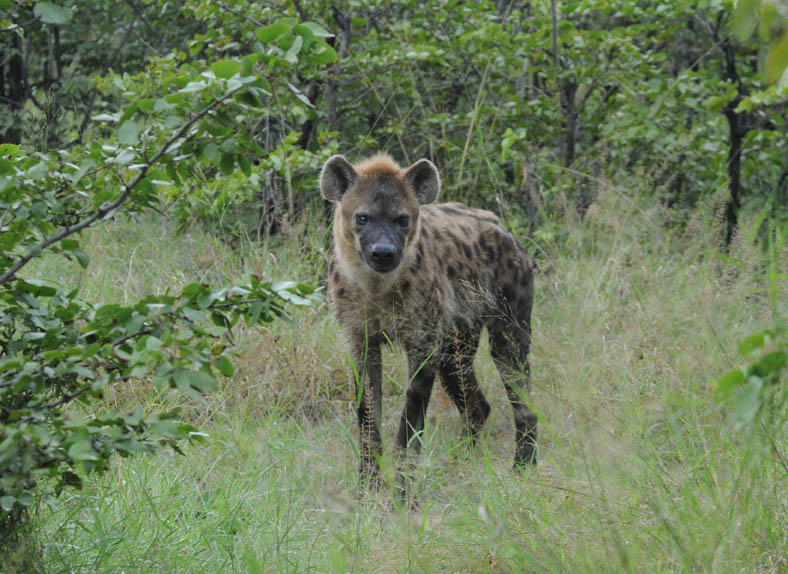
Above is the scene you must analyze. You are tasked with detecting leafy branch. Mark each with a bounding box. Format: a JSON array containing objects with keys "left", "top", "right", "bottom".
[{"left": 0, "top": 87, "right": 242, "bottom": 286}]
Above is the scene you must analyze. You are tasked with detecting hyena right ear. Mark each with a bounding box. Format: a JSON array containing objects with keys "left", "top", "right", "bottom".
[
  {"left": 404, "top": 159, "right": 441, "bottom": 205},
  {"left": 320, "top": 155, "right": 358, "bottom": 202}
]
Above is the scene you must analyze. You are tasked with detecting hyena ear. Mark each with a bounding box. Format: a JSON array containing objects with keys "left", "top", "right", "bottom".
[
  {"left": 320, "top": 155, "right": 358, "bottom": 202},
  {"left": 404, "top": 159, "right": 440, "bottom": 205}
]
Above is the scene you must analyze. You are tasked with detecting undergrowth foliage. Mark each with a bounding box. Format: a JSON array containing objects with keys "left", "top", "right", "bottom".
[
  {"left": 0, "top": 277, "right": 319, "bottom": 527},
  {"left": 0, "top": 14, "right": 333, "bottom": 540}
]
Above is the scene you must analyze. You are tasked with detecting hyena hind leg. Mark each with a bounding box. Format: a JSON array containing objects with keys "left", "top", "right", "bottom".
[
  {"left": 438, "top": 324, "right": 491, "bottom": 441},
  {"left": 396, "top": 360, "right": 437, "bottom": 455},
  {"left": 489, "top": 327, "right": 537, "bottom": 467}
]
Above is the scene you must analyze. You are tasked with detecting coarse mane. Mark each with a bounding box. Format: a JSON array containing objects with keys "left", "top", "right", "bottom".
[{"left": 353, "top": 153, "right": 402, "bottom": 177}]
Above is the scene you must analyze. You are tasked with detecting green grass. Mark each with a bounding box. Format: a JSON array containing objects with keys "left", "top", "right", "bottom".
[{"left": 17, "top": 188, "right": 788, "bottom": 573}]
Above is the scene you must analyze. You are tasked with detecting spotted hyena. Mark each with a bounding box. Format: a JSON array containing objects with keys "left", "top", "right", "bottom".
[{"left": 321, "top": 153, "right": 536, "bottom": 480}]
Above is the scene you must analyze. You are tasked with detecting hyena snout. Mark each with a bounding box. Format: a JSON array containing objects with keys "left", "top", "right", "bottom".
[
  {"left": 370, "top": 243, "right": 397, "bottom": 268},
  {"left": 360, "top": 227, "right": 404, "bottom": 273}
]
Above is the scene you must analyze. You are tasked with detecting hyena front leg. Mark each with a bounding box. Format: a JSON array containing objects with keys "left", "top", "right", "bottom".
[{"left": 350, "top": 336, "right": 383, "bottom": 481}]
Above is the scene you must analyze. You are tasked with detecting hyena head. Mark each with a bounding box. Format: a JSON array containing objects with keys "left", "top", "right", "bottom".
[{"left": 320, "top": 154, "right": 440, "bottom": 274}]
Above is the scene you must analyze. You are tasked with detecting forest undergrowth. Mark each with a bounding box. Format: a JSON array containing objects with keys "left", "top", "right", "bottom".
[{"left": 16, "top": 182, "right": 788, "bottom": 574}]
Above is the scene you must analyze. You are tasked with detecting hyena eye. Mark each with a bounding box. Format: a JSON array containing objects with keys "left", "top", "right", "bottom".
[
  {"left": 396, "top": 215, "right": 410, "bottom": 227},
  {"left": 356, "top": 214, "right": 369, "bottom": 225}
]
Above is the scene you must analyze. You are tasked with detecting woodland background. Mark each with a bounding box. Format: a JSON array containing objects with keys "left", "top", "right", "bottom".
[{"left": 1, "top": 0, "right": 788, "bottom": 572}]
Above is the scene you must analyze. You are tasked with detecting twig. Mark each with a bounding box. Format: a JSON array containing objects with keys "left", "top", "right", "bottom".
[
  {"left": 77, "top": 10, "right": 139, "bottom": 141},
  {"left": 291, "top": 0, "right": 308, "bottom": 22},
  {"left": 125, "top": 0, "right": 164, "bottom": 50},
  {"left": 456, "top": 63, "right": 489, "bottom": 186},
  {"left": 550, "top": 0, "right": 559, "bottom": 71},
  {"left": 216, "top": 1, "right": 264, "bottom": 27},
  {"left": 761, "top": 421, "right": 788, "bottom": 475}
]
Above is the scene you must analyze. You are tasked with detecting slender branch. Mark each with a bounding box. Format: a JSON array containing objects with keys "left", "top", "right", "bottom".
[
  {"left": 550, "top": 0, "right": 559, "bottom": 71},
  {"left": 0, "top": 378, "right": 17, "bottom": 389},
  {"left": 761, "top": 421, "right": 788, "bottom": 475},
  {"left": 216, "top": 1, "right": 264, "bottom": 27},
  {"left": 124, "top": 0, "right": 164, "bottom": 50},
  {"left": 38, "top": 382, "right": 93, "bottom": 412},
  {"left": 0, "top": 18, "right": 38, "bottom": 34},
  {"left": 457, "top": 64, "right": 489, "bottom": 185},
  {"left": 291, "top": 0, "right": 308, "bottom": 22},
  {"left": 77, "top": 10, "right": 139, "bottom": 141},
  {"left": 0, "top": 87, "right": 242, "bottom": 286}
]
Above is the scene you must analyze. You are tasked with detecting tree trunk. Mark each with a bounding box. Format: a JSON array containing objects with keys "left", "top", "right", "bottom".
[{"left": 3, "top": 35, "right": 26, "bottom": 144}]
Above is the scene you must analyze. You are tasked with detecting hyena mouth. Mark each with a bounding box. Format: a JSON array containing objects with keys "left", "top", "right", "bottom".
[{"left": 364, "top": 255, "right": 401, "bottom": 274}]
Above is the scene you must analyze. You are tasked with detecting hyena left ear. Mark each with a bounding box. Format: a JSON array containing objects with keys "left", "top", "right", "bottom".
[
  {"left": 320, "top": 155, "right": 358, "bottom": 202},
  {"left": 404, "top": 159, "right": 441, "bottom": 205}
]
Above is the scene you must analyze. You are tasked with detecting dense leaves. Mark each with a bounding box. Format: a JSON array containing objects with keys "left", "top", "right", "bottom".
[{"left": 715, "top": 323, "right": 788, "bottom": 425}]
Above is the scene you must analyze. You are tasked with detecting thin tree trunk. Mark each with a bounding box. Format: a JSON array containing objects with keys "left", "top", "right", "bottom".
[
  {"left": 723, "top": 105, "right": 743, "bottom": 246},
  {"left": 718, "top": 30, "right": 746, "bottom": 247}
]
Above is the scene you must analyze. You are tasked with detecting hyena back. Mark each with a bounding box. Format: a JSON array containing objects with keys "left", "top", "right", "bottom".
[{"left": 321, "top": 153, "right": 536, "bottom": 479}]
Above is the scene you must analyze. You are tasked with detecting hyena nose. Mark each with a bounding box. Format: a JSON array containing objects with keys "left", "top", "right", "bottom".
[{"left": 370, "top": 243, "right": 396, "bottom": 264}]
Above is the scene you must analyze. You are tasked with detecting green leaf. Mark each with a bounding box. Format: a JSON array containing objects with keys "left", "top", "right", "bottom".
[
  {"left": 309, "top": 43, "right": 338, "bottom": 65},
  {"left": 216, "top": 356, "right": 235, "bottom": 378},
  {"left": 304, "top": 21, "right": 334, "bottom": 38},
  {"left": 172, "top": 369, "right": 216, "bottom": 402},
  {"left": 0, "top": 496, "right": 15, "bottom": 512},
  {"left": 60, "top": 471, "right": 82, "bottom": 490},
  {"left": 293, "top": 24, "right": 315, "bottom": 43},
  {"left": 285, "top": 35, "right": 303, "bottom": 63},
  {"left": 256, "top": 22, "right": 291, "bottom": 44},
  {"left": 202, "top": 143, "right": 219, "bottom": 162},
  {"left": 27, "top": 161, "right": 49, "bottom": 180},
  {"left": 152, "top": 419, "right": 183, "bottom": 438},
  {"left": 70, "top": 158, "right": 96, "bottom": 183},
  {"left": 715, "top": 367, "right": 745, "bottom": 402},
  {"left": 750, "top": 351, "right": 787, "bottom": 378},
  {"left": 68, "top": 440, "right": 98, "bottom": 461},
  {"left": 73, "top": 248, "right": 90, "bottom": 269},
  {"left": 220, "top": 153, "right": 235, "bottom": 175},
  {"left": 241, "top": 55, "right": 256, "bottom": 77},
  {"left": 34, "top": 2, "right": 72, "bottom": 25},
  {"left": 0, "top": 158, "right": 14, "bottom": 175},
  {"left": 94, "top": 303, "right": 121, "bottom": 319},
  {"left": 211, "top": 59, "right": 241, "bottom": 79},
  {"left": 182, "top": 307, "right": 206, "bottom": 322},
  {"left": 186, "top": 370, "right": 216, "bottom": 392},
  {"left": 0, "top": 0, "right": 14, "bottom": 10},
  {"left": 238, "top": 155, "right": 251, "bottom": 176},
  {"left": 739, "top": 331, "right": 768, "bottom": 356},
  {"left": 733, "top": 376, "right": 762, "bottom": 424},
  {"left": 137, "top": 99, "right": 155, "bottom": 112},
  {"left": 117, "top": 120, "right": 140, "bottom": 145},
  {"left": 765, "top": 32, "right": 788, "bottom": 83},
  {"left": 115, "top": 148, "right": 135, "bottom": 166},
  {"left": 731, "top": 0, "right": 758, "bottom": 41}
]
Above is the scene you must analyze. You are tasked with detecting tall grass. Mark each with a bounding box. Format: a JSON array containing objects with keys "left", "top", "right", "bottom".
[{"left": 17, "top": 183, "right": 788, "bottom": 573}]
